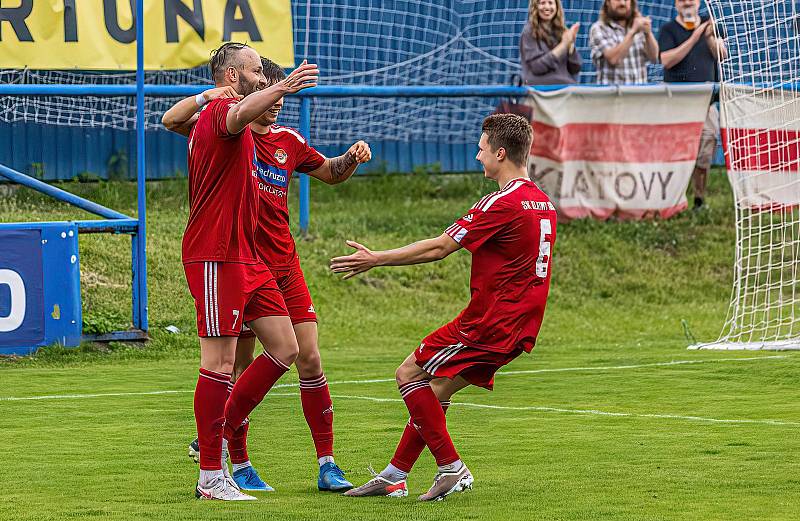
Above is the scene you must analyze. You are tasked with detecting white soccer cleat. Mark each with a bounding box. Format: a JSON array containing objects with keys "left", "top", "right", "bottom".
[
  {"left": 195, "top": 476, "right": 257, "bottom": 501},
  {"left": 343, "top": 475, "right": 408, "bottom": 497},
  {"left": 418, "top": 465, "right": 474, "bottom": 501},
  {"left": 189, "top": 439, "right": 238, "bottom": 489}
]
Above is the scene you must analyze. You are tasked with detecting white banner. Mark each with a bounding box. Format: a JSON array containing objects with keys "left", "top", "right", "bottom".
[
  {"left": 527, "top": 85, "right": 713, "bottom": 221},
  {"left": 720, "top": 85, "right": 800, "bottom": 210}
]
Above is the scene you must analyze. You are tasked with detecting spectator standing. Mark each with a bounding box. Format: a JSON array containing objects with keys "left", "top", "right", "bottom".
[
  {"left": 659, "top": 0, "right": 727, "bottom": 209},
  {"left": 590, "top": 0, "right": 659, "bottom": 84},
  {"left": 520, "top": 0, "right": 582, "bottom": 85}
]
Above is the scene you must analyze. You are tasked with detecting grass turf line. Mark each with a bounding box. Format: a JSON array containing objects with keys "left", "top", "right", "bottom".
[{"left": 0, "top": 170, "right": 798, "bottom": 520}]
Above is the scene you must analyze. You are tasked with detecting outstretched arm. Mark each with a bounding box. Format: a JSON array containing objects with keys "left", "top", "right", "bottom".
[
  {"left": 308, "top": 141, "right": 371, "bottom": 185},
  {"left": 161, "top": 86, "right": 240, "bottom": 136},
  {"left": 330, "top": 234, "right": 461, "bottom": 279},
  {"left": 225, "top": 61, "right": 319, "bottom": 135}
]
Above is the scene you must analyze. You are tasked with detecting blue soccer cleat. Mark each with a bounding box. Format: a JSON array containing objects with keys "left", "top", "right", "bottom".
[
  {"left": 318, "top": 462, "right": 354, "bottom": 492},
  {"left": 233, "top": 465, "right": 274, "bottom": 492}
]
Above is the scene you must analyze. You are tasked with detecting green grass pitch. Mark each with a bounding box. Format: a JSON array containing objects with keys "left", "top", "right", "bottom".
[{"left": 0, "top": 171, "right": 798, "bottom": 520}]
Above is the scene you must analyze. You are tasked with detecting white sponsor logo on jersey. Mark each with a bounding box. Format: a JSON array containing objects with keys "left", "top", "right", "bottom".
[{"left": 463, "top": 214, "right": 474, "bottom": 222}]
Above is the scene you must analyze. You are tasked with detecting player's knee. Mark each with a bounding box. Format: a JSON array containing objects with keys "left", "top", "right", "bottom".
[
  {"left": 233, "top": 355, "right": 254, "bottom": 381},
  {"left": 271, "top": 338, "right": 299, "bottom": 366},
  {"left": 205, "top": 359, "right": 235, "bottom": 375},
  {"left": 295, "top": 349, "right": 322, "bottom": 377},
  {"left": 395, "top": 361, "right": 417, "bottom": 387}
]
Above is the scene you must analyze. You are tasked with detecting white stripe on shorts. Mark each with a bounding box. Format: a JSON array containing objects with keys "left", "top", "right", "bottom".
[
  {"left": 428, "top": 343, "right": 465, "bottom": 376},
  {"left": 422, "top": 343, "right": 462, "bottom": 374},
  {"left": 208, "top": 262, "right": 211, "bottom": 336},
  {"left": 212, "top": 262, "right": 219, "bottom": 336}
]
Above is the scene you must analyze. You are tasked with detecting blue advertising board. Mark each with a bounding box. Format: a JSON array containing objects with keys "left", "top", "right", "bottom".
[{"left": 0, "top": 223, "right": 81, "bottom": 355}]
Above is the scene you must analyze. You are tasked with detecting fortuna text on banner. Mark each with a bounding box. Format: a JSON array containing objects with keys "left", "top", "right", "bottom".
[{"left": 0, "top": 0, "right": 294, "bottom": 70}]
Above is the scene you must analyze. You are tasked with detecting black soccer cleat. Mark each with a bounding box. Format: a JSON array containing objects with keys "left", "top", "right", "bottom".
[{"left": 188, "top": 438, "right": 200, "bottom": 464}]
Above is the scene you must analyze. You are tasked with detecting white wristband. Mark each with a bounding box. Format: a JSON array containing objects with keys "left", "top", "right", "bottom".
[{"left": 195, "top": 93, "right": 208, "bottom": 107}]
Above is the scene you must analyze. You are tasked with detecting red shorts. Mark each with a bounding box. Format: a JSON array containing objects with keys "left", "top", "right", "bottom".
[
  {"left": 184, "top": 261, "right": 288, "bottom": 337},
  {"left": 274, "top": 263, "right": 317, "bottom": 324},
  {"left": 414, "top": 321, "right": 523, "bottom": 390},
  {"left": 240, "top": 262, "right": 316, "bottom": 338}
]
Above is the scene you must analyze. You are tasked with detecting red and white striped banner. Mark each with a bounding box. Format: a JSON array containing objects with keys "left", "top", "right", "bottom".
[
  {"left": 527, "top": 85, "right": 713, "bottom": 221},
  {"left": 720, "top": 85, "right": 800, "bottom": 210}
]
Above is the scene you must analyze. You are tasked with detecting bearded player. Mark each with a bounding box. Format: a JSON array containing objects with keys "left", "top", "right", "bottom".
[
  {"left": 180, "top": 41, "right": 319, "bottom": 501},
  {"left": 164, "top": 58, "right": 371, "bottom": 493},
  {"left": 331, "top": 114, "right": 556, "bottom": 501}
]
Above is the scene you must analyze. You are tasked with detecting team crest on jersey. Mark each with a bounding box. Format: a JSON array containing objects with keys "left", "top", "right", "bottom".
[
  {"left": 463, "top": 214, "right": 474, "bottom": 222},
  {"left": 274, "top": 148, "right": 288, "bottom": 164}
]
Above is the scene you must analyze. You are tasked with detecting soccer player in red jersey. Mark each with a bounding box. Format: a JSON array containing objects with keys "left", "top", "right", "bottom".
[
  {"left": 181, "top": 42, "right": 318, "bottom": 501},
  {"left": 164, "top": 58, "right": 371, "bottom": 493},
  {"left": 331, "top": 114, "right": 556, "bottom": 501}
]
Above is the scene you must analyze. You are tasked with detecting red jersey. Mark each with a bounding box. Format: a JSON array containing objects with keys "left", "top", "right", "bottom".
[
  {"left": 182, "top": 98, "right": 260, "bottom": 264},
  {"left": 251, "top": 125, "right": 326, "bottom": 269},
  {"left": 443, "top": 178, "right": 557, "bottom": 354}
]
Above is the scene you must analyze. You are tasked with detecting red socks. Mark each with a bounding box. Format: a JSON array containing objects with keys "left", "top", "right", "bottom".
[
  {"left": 390, "top": 399, "right": 450, "bottom": 472},
  {"left": 398, "top": 381, "right": 459, "bottom": 467},
  {"left": 224, "top": 350, "right": 289, "bottom": 441},
  {"left": 194, "top": 368, "right": 231, "bottom": 470},
  {"left": 225, "top": 375, "right": 250, "bottom": 464},
  {"left": 227, "top": 417, "right": 250, "bottom": 464},
  {"left": 299, "top": 374, "right": 334, "bottom": 459}
]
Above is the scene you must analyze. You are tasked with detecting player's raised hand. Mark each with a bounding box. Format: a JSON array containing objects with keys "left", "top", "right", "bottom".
[
  {"left": 348, "top": 141, "right": 372, "bottom": 164},
  {"left": 330, "top": 240, "right": 378, "bottom": 279},
  {"left": 201, "top": 85, "right": 242, "bottom": 102},
  {"left": 282, "top": 59, "right": 319, "bottom": 93}
]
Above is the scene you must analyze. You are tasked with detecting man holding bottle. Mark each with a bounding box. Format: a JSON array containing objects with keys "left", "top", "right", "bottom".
[{"left": 658, "top": 0, "right": 727, "bottom": 210}]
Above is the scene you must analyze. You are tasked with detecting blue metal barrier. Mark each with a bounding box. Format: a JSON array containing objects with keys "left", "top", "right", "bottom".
[
  {"left": 0, "top": 82, "right": 724, "bottom": 238},
  {"left": 134, "top": 0, "right": 149, "bottom": 334},
  {"left": 0, "top": 0, "right": 149, "bottom": 353}
]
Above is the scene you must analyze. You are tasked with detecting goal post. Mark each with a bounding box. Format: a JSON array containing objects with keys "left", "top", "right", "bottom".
[{"left": 692, "top": 0, "right": 800, "bottom": 350}]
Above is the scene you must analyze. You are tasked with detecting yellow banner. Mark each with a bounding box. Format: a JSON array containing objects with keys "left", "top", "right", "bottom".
[{"left": 0, "top": 0, "right": 294, "bottom": 70}]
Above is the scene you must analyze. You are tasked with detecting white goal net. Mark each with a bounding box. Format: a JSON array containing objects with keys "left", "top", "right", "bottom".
[
  {"left": 0, "top": 0, "right": 675, "bottom": 146},
  {"left": 694, "top": 0, "right": 800, "bottom": 350}
]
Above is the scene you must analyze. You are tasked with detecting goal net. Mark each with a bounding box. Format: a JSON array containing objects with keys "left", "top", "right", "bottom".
[
  {"left": 0, "top": 0, "right": 675, "bottom": 147},
  {"left": 694, "top": 0, "right": 800, "bottom": 350}
]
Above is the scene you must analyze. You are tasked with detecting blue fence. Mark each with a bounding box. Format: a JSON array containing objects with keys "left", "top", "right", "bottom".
[{"left": 0, "top": 0, "right": 722, "bottom": 180}]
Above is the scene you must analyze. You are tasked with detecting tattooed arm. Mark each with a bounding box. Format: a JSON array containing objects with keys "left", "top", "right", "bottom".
[{"left": 307, "top": 140, "right": 371, "bottom": 185}]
